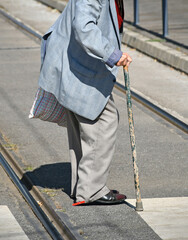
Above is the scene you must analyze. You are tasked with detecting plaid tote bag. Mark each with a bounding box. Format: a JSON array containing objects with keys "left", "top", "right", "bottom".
[{"left": 29, "top": 87, "right": 67, "bottom": 127}]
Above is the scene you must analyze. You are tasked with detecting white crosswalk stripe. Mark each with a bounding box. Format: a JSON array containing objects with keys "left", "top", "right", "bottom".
[
  {"left": 0, "top": 206, "right": 29, "bottom": 240},
  {"left": 126, "top": 197, "right": 188, "bottom": 240}
]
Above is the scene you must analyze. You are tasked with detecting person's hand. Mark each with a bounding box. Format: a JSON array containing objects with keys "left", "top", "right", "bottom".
[{"left": 116, "top": 52, "right": 132, "bottom": 68}]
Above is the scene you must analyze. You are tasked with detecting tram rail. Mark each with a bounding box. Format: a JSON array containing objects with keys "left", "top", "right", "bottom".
[
  {"left": 0, "top": 136, "right": 81, "bottom": 240},
  {"left": 0, "top": 7, "right": 187, "bottom": 134}
]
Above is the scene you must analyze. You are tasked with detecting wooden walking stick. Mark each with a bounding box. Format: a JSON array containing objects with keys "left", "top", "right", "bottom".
[{"left": 123, "top": 66, "right": 143, "bottom": 211}]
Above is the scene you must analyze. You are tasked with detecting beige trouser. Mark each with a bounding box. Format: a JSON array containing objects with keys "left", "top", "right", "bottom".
[{"left": 66, "top": 95, "right": 119, "bottom": 203}]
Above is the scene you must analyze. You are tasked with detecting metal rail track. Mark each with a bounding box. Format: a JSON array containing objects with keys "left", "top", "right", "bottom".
[
  {"left": 115, "top": 82, "right": 188, "bottom": 134},
  {"left": 0, "top": 153, "right": 63, "bottom": 240},
  {"left": 0, "top": 8, "right": 187, "bottom": 134},
  {"left": 0, "top": 138, "right": 82, "bottom": 240}
]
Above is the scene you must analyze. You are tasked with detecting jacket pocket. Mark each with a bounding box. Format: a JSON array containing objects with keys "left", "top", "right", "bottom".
[{"left": 70, "top": 57, "right": 96, "bottom": 78}]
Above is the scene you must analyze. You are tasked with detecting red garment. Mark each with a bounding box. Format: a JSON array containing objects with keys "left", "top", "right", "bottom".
[{"left": 115, "top": 0, "right": 124, "bottom": 30}]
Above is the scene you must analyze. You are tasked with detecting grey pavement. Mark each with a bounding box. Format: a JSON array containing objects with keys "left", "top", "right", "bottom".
[{"left": 0, "top": 6, "right": 188, "bottom": 240}]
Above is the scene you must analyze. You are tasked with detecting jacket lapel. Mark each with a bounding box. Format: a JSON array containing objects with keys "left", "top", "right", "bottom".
[{"left": 109, "top": 0, "right": 121, "bottom": 49}]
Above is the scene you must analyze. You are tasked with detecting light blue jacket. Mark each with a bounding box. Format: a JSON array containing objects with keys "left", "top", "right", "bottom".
[{"left": 39, "top": 0, "right": 122, "bottom": 120}]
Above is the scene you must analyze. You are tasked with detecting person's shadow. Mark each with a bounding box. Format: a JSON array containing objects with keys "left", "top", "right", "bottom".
[{"left": 21, "top": 162, "right": 71, "bottom": 196}]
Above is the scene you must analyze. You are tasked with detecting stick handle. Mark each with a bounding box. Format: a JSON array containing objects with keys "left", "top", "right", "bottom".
[
  {"left": 124, "top": 65, "right": 129, "bottom": 72},
  {"left": 123, "top": 67, "right": 143, "bottom": 211}
]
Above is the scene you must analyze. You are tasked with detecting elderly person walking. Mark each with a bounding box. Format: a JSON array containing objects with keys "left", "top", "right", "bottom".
[{"left": 39, "top": 0, "right": 132, "bottom": 205}]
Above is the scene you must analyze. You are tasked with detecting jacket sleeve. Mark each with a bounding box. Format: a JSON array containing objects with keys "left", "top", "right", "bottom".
[{"left": 72, "top": 0, "right": 120, "bottom": 67}]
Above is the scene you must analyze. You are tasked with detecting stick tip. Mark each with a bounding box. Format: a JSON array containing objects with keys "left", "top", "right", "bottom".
[{"left": 136, "top": 201, "right": 144, "bottom": 211}]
